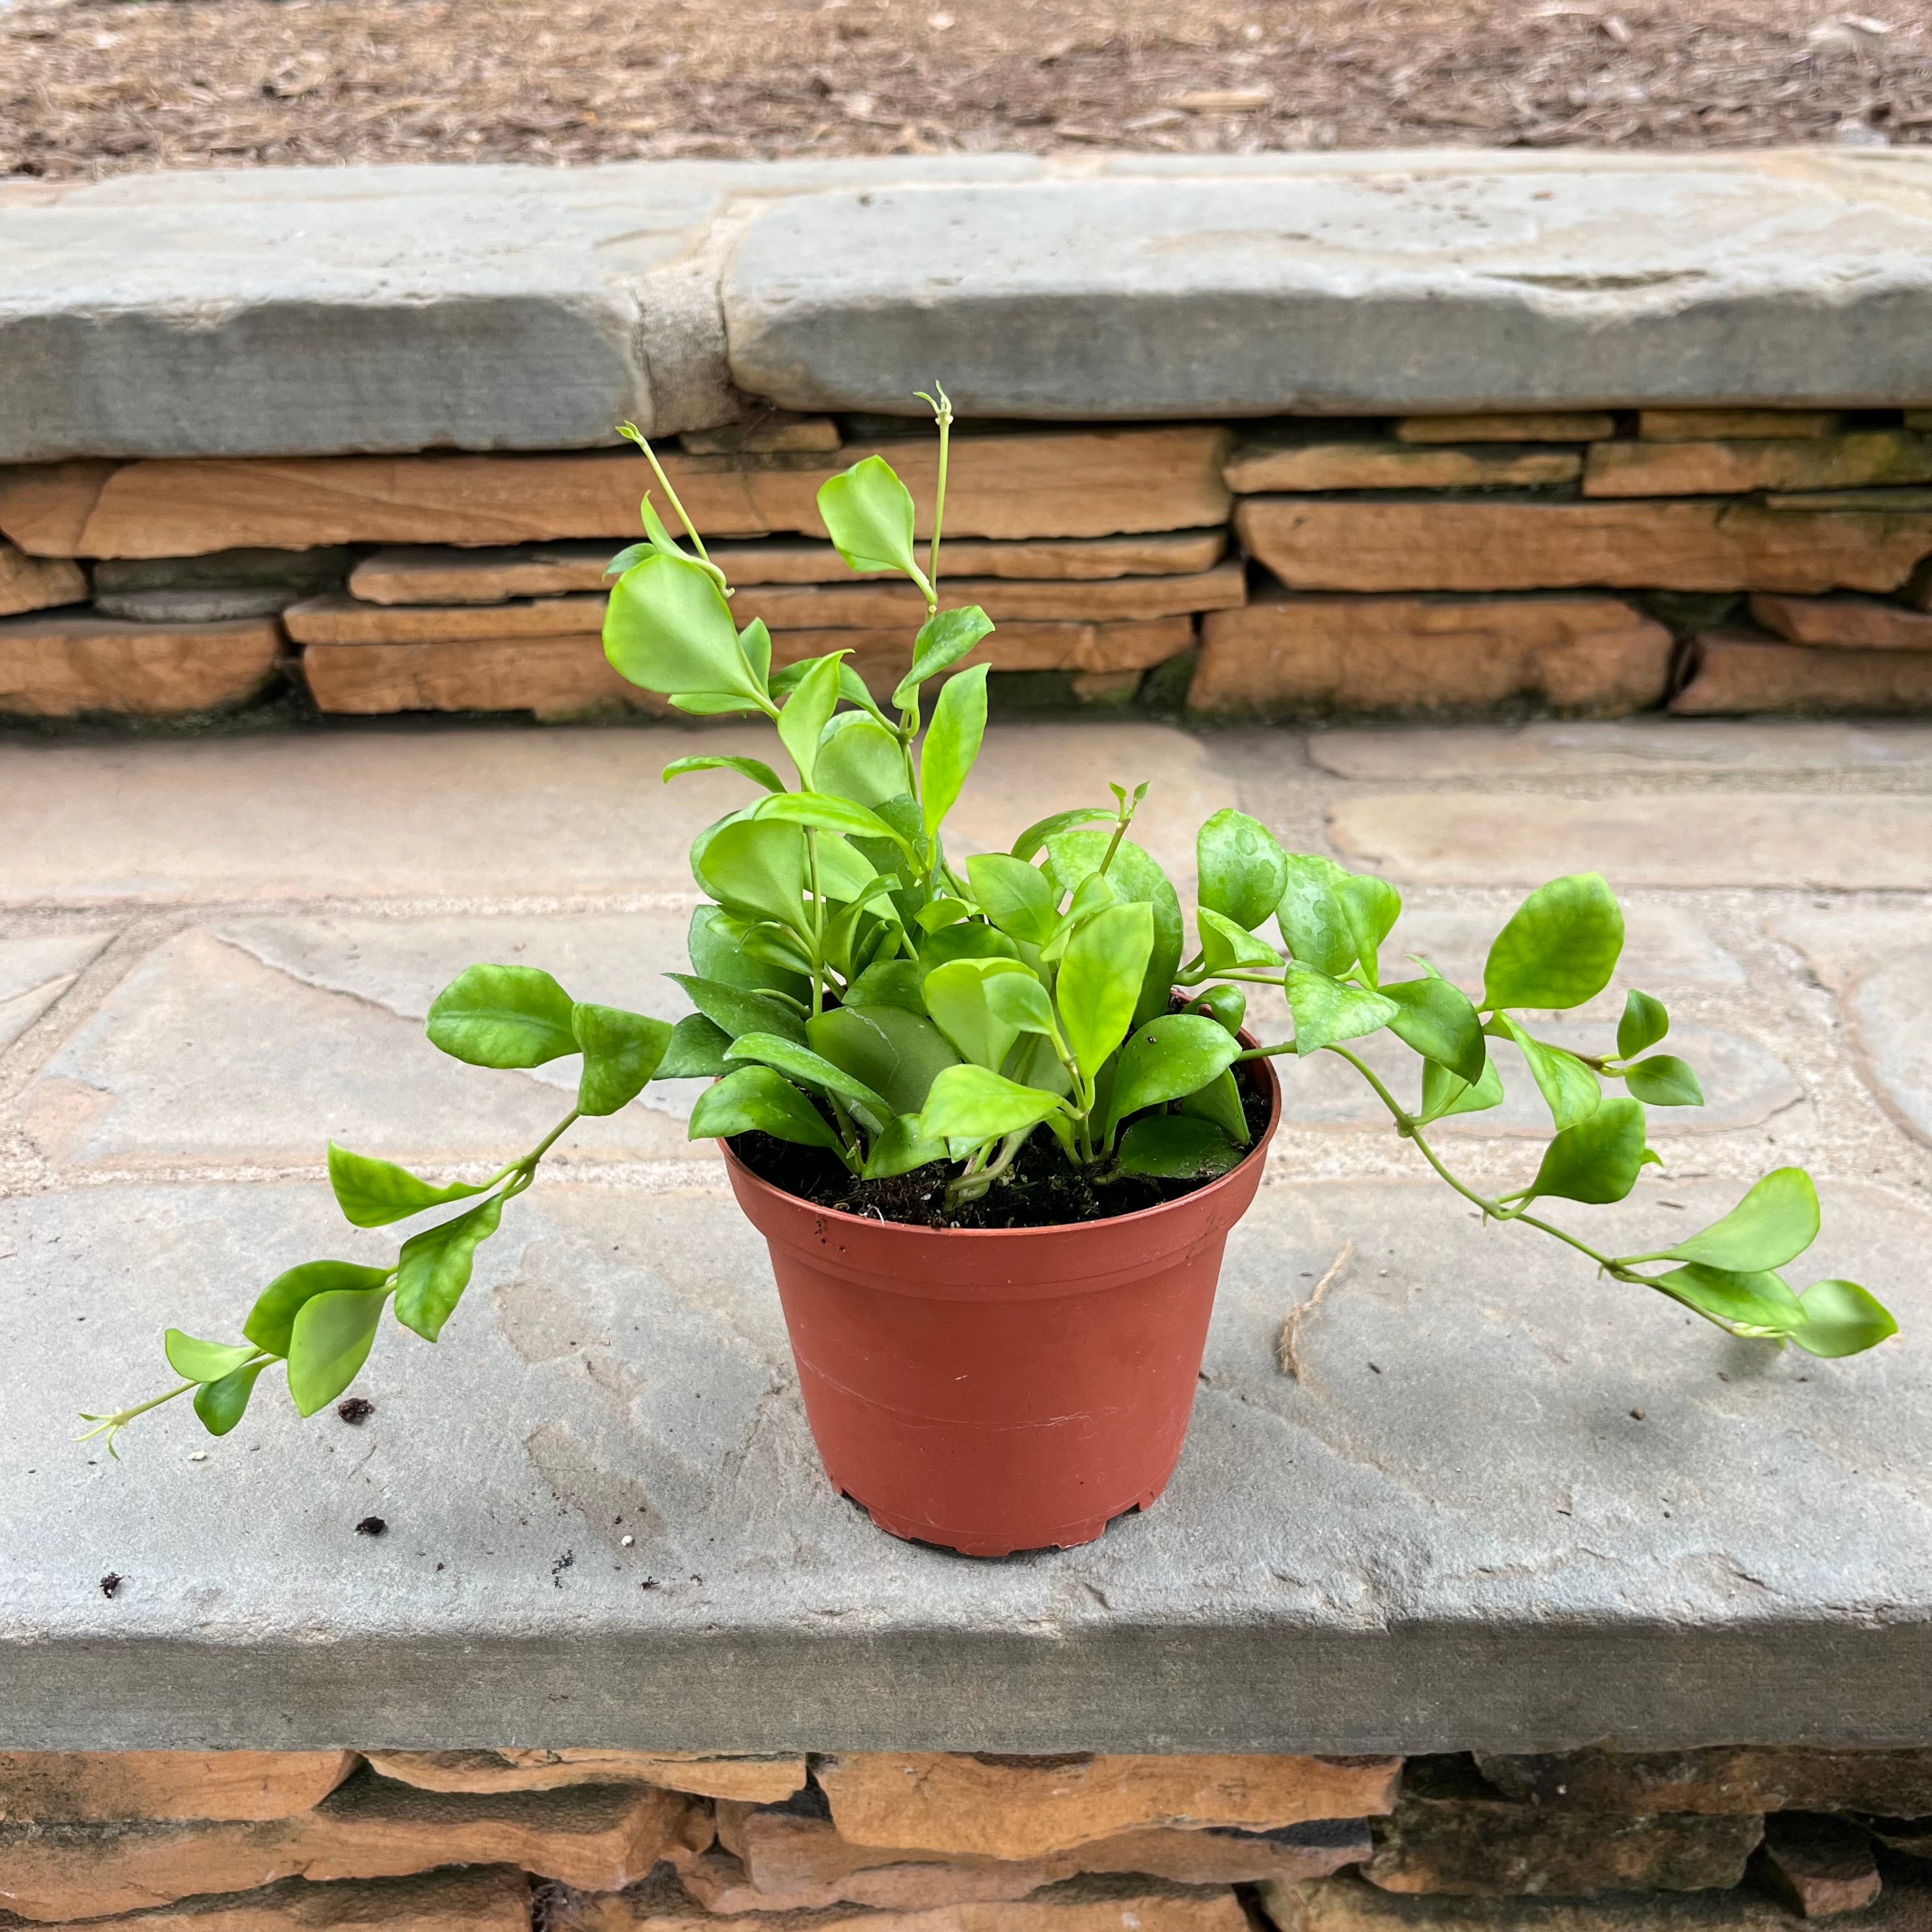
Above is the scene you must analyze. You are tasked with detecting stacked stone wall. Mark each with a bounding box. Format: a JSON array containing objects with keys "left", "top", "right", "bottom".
[
  {"left": 4, "top": 410, "right": 1932, "bottom": 728},
  {"left": 2, "top": 1747, "right": 1929, "bottom": 1931}
]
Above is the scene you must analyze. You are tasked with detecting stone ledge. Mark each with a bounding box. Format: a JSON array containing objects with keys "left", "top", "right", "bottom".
[{"left": 8, "top": 151, "right": 1932, "bottom": 460}]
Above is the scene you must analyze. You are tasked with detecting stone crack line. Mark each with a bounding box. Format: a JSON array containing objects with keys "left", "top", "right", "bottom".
[{"left": 1278, "top": 1239, "right": 1353, "bottom": 1382}]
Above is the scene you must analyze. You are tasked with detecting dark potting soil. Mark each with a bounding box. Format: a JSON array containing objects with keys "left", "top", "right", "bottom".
[{"left": 730, "top": 1064, "right": 1272, "bottom": 1233}]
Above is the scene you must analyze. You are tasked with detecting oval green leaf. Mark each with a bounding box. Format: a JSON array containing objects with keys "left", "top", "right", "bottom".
[
  {"left": 572, "top": 1003, "right": 673, "bottom": 1117},
  {"left": 1666, "top": 1167, "right": 1821, "bottom": 1272},
  {"left": 425, "top": 964, "right": 579, "bottom": 1070},
  {"left": 1483, "top": 873, "right": 1625, "bottom": 1011},
  {"left": 1197, "top": 808, "right": 1289, "bottom": 932},
  {"left": 689, "top": 1065, "right": 843, "bottom": 1152},
  {"left": 1524, "top": 1096, "right": 1648, "bottom": 1205},
  {"left": 286, "top": 1285, "right": 390, "bottom": 1418},
  {"left": 243, "top": 1259, "right": 394, "bottom": 1358},
  {"left": 1625, "top": 1054, "right": 1704, "bottom": 1108}
]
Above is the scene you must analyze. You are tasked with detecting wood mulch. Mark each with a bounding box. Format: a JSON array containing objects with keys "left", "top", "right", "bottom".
[{"left": 2, "top": 0, "right": 1928, "bottom": 182}]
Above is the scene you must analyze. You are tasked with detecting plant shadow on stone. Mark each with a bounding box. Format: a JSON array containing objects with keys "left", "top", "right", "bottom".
[{"left": 82, "top": 387, "right": 1901, "bottom": 1455}]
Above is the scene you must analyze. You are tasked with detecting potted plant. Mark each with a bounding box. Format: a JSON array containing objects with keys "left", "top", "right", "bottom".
[{"left": 84, "top": 392, "right": 1900, "bottom": 1558}]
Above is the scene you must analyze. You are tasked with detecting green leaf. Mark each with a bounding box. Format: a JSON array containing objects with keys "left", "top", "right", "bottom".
[
  {"left": 1041, "top": 830, "right": 1183, "bottom": 1030},
  {"left": 1381, "top": 977, "right": 1487, "bottom": 1086},
  {"left": 326, "top": 1142, "right": 489, "bottom": 1229},
  {"left": 923, "top": 956, "right": 1035, "bottom": 1071},
  {"left": 1523, "top": 1096, "right": 1648, "bottom": 1205},
  {"left": 983, "top": 969, "right": 1062, "bottom": 1046},
  {"left": 1285, "top": 963, "right": 1399, "bottom": 1057},
  {"left": 1788, "top": 1279, "right": 1899, "bottom": 1358},
  {"left": 808, "top": 1005, "right": 960, "bottom": 1116},
  {"left": 1496, "top": 1014, "right": 1600, "bottom": 1131},
  {"left": 862, "top": 1114, "right": 949, "bottom": 1179},
  {"left": 920, "top": 662, "right": 988, "bottom": 841},
  {"left": 1182, "top": 987, "right": 1242, "bottom": 1036},
  {"left": 843, "top": 959, "right": 927, "bottom": 1014},
  {"left": 1625, "top": 1054, "right": 1703, "bottom": 1108},
  {"left": 1198, "top": 906, "right": 1283, "bottom": 974},
  {"left": 656, "top": 1011, "right": 734, "bottom": 1079},
  {"left": 664, "top": 972, "right": 807, "bottom": 1045},
  {"left": 668, "top": 691, "right": 766, "bottom": 717},
  {"left": 286, "top": 1285, "right": 390, "bottom": 1417},
  {"left": 1011, "top": 806, "right": 1113, "bottom": 862},
  {"left": 164, "top": 1331, "right": 259, "bottom": 1384},
  {"left": 604, "top": 540, "right": 650, "bottom": 579},
  {"left": 725, "top": 1031, "right": 892, "bottom": 1128},
  {"left": 661, "top": 755, "right": 786, "bottom": 794},
  {"left": 604, "top": 551, "right": 766, "bottom": 700},
  {"left": 967, "top": 853, "right": 1059, "bottom": 945},
  {"left": 689, "top": 1065, "right": 844, "bottom": 1153},
  {"left": 1276, "top": 854, "right": 1358, "bottom": 978},
  {"left": 815, "top": 714, "right": 907, "bottom": 808},
  {"left": 243, "top": 1260, "right": 393, "bottom": 1358},
  {"left": 1196, "top": 808, "right": 1290, "bottom": 931},
  {"left": 776, "top": 652, "right": 847, "bottom": 788},
  {"left": 1483, "top": 873, "right": 1625, "bottom": 1011},
  {"left": 394, "top": 1194, "right": 506, "bottom": 1344},
  {"left": 817, "top": 454, "right": 931, "bottom": 595},
  {"left": 1106, "top": 1014, "right": 1242, "bottom": 1138},
  {"left": 756, "top": 790, "right": 908, "bottom": 855},
  {"left": 919, "top": 920, "right": 1020, "bottom": 970},
  {"left": 194, "top": 1358, "right": 271, "bottom": 1437},
  {"left": 1114, "top": 1115, "right": 1245, "bottom": 1181},
  {"left": 691, "top": 818, "right": 809, "bottom": 933},
  {"left": 1655, "top": 1262, "right": 1805, "bottom": 1335},
  {"left": 804, "top": 830, "right": 880, "bottom": 905},
  {"left": 425, "top": 964, "right": 579, "bottom": 1070},
  {"left": 1057, "top": 901, "right": 1156, "bottom": 1088},
  {"left": 894, "top": 606, "right": 995, "bottom": 707},
  {"left": 1419, "top": 1056, "right": 1505, "bottom": 1124},
  {"left": 1665, "top": 1168, "right": 1821, "bottom": 1273},
  {"left": 1336, "top": 874, "right": 1402, "bottom": 990},
  {"left": 739, "top": 617, "right": 773, "bottom": 688},
  {"left": 572, "top": 1004, "right": 672, "bottom": 1116},
  {"left": 687, "top": 903, "right": 810, "bottom": 1004},
  {"left": 1178, "top": 1067, "right": 1250, "bottom": 1146},
  {"left": 917, "top": 1063, "right": 1066, "bottom": 1146},
  {"left": 1618, "top": 990, "right": 1670, "bottom": 1059}
]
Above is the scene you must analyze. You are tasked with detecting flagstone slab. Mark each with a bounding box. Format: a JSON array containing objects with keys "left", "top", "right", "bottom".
[{"left": 4, "top": 1171, "right": 1928, "bottom": 1753}]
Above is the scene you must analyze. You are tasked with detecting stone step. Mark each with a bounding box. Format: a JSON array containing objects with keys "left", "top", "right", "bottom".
[
  {"left": 0, "top": 611, "right": 281, "bottom": 719},
  {"left": 1583, "top": 429, "right": 1932, "bottom": 498},
  {"left": 1748, "top": 593, "right": 1932, "bottom": 652},
  {"left": 1672, "top": 628, "right": 1932, "bottom": 715}
]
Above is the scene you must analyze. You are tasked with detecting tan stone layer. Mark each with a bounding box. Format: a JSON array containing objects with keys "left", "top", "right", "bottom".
[
  {"left": 0, "top": 614, "right": 282, "bottom": 719},
  {"left": 713, "top": 1799, "right": 1370, "bottom": 1906},
  {"left": 1190, "top": 594, "right": 1671, "bottom": 717},
  {"left": 1747, "top": 592, "right": 1932, "bottom": 652},
  {"left": 0, "top": 1775, "right": 705, "bottom": 1921},
  {"left": 301, "top": 619, "right": 1193, "bottom": 716},
  {"left": 1671, "top": 631, "right": 1932, "bottom": 714},
  {"left": 0, "top": 1753, "right": 356, "bottom": 1828},
  {"left": 555, "top": 1866, "right": 1249, "bottom": 1932},
  {"left": 814, "top": 1753, "right": 1399, "bottom": 1862},
  {"left": 11, "top": 1867, "right": 533, "bottom": 1932},
  {"left": 290, "top": 569, "right": 1239, "bottom": 645},
  {"left": 0, "top": 429, "right": 1233, "bottom": 559},
  {"left": 1259, "top": 1873, "right": 1809, "bottom": 1932},
  {"left": 0, "top": 540, "right": 86, "bottom": 618},
  {"left": 348, "top": 532, "right": 1228, "bottom": 604},
  {"left": 1639, "top": 409, "right": 1844, "bottom": 441},
  {"left": 1584, "top": 429, "right": 1932, "bottom": 498},
  {"left": 1223, "top": 440, "right": 1579, "bottom": 494},
  {"left": 364, "top": 1749, "right": 805, "bottom": 1804},
  {"left": 1234, "top": 496, "right": 1932, "bottom": 594},
  {"left": 1393, "top": 413, "right": 1614, "bottom": 444},
  {"left": 1473, "top": 1745, "right": 1932, "bottom": 1816}
]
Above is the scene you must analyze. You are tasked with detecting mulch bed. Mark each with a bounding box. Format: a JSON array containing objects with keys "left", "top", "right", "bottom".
[{"left": 2, "top": 0, "right": 1928, "bottom": 183}]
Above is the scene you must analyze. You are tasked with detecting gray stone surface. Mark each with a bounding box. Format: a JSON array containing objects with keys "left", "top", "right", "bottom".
[
  {"left": 3, "top": 716, "right": 1931, "bottom": 1755},
  {"left": 723, "top": 151, "right": 1932, "bottom": 420},
  {"left": 12, "top": 152, "right": 1932, "bottom": 457},
  {"left": 0, "top": 158, "right": 1039, "bottom": 461},
  {"left": 5, "top": 1171, "right": 1928, "bottom": 1752}
]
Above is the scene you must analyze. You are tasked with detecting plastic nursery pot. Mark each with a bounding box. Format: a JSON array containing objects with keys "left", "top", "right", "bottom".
[{"left": 721, "top": 1045, "right": 1282, "bottom": 1559}]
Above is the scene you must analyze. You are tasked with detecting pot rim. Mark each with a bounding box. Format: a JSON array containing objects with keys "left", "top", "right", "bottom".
[{"left": 717, "top": 1025, "right": 1282, "bottom": 1243}]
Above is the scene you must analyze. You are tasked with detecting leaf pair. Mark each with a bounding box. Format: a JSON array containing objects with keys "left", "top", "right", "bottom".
[{"left": 425, "top": 963, "right": 671, "bottom": 1119}]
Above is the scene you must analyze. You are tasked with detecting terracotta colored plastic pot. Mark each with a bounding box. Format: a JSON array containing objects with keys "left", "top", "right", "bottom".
[{"left": 722, "top": 1052, "right": 1281, "bottom": 1558}]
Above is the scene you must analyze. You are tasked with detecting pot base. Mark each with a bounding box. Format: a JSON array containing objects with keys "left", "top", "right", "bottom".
[{"left": 831, "top": 1468, "right": 1177, "bottom": 1559}]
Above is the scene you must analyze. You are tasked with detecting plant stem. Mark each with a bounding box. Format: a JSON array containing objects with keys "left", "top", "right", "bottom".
[
  {"left": 917, "top": 384, "right": 953, "bottom": 610},
  {"left": 1321, "top": 1043, "right": 1652, "bottom": 1284},
  {"left": 806, "top": 829, "right": 827, "bottom": 1016},
  {"left": 627, "top": 429, "right": 714, "bottom": 565}
]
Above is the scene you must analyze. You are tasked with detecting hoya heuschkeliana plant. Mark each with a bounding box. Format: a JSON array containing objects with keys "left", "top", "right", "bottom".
[{"left": 83, "top": 390, "right": 1899, "bottom": 1453}]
